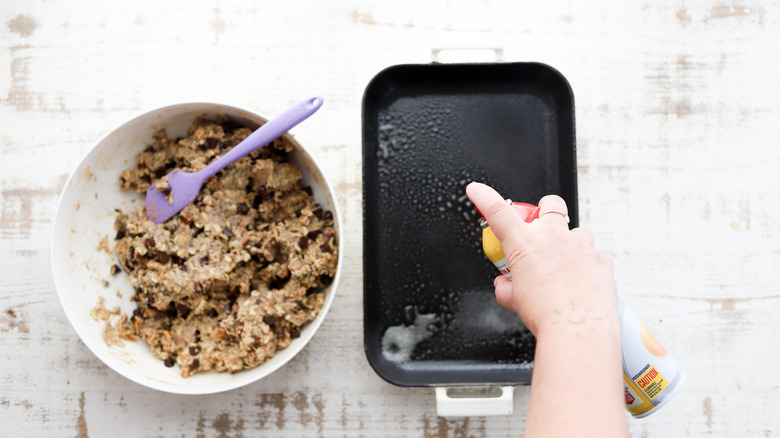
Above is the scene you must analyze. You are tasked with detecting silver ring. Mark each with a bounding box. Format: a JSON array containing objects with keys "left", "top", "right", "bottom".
[{"left": 541, "top": 209, "right": 570, "bottom": 224}]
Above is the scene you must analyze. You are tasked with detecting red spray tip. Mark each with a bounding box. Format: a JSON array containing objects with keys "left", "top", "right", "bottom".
[
  {"left": 476, "top": 199, "right": 540, "bottom": 227},
  {"left": 511, "top": 202, "right": 540, "bottom": 223}
]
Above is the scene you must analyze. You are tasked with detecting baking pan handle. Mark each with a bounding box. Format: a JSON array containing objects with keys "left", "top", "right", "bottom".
[
  {"left": 435, "top": 386, "right": 515, "bottom": 417},
  {"left": 431, "top": 32, "right": 503, "bottom": 63}
]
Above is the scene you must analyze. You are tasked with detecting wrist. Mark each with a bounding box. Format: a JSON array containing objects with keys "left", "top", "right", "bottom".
[{"left": 533, "top": 302, "right": 621, "bottom": 346}]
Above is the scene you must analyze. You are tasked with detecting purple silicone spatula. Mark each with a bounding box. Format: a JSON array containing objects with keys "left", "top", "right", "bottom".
[{"left": 145, "top": 95, "right": 324, "bottom": 224}]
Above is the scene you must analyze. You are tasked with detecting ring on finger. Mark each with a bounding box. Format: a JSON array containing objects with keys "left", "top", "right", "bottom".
[{"left": 540, "top": 209, "right": 570, "bottom": 224}]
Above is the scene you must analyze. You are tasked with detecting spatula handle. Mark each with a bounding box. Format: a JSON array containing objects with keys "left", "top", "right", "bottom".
[{"left": 201, "top": 96, "right": 324, "bottom": 179}]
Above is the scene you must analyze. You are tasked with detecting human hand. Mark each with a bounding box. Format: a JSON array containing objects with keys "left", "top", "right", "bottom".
[{"left": 466, "top": 182, "right": 619, "bottom": 337}]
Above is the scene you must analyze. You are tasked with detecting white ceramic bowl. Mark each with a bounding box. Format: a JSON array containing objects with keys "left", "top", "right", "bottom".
[{"left": 51, "top": 103, "right": 342, "bottom": 394}]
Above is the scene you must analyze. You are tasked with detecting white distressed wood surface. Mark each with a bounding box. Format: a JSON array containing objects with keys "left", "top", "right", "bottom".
[{"left": 2, "top": 0, "right": 779, "bottom": 436}]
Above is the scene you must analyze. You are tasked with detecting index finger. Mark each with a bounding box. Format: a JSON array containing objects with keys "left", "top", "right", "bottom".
[{"left": 465, "top": 182, "right": 527, "bottom": 244}]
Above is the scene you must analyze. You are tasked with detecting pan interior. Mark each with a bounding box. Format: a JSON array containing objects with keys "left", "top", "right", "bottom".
[{"left": 363, "top": 63, "right": 576, "bottom": 386}]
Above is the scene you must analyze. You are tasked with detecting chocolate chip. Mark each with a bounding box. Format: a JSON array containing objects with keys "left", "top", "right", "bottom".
[
  {"left": 298, "top": 236, "right": 309, "bottom": 249},
  {"left": 263, "top": 315, "right": 278, "bottom": 329},
  {"left": 189, "top": 346, "right": 201, "bottom": 355},
  {"left": 290, "top": 328, "right": 300, "bottom": 339},
  {"left": 222, "top": 228, "right": 234, "bottom": 238},
  {"left": 154, "top": 167, "right": 167, "bottom": 178},
  {"left": 176, "top": 303, "right": 190, "bottom": 319},
  {"left": 160, "top": 186, "right": 172, "bottom": 196},
  {"left": 244, "top": 177, "right": 255, "bottom": 193},
  {"left": 172, "top": 255, "right": 185, "bottom": 266},
  {"left": 269, "top": 273, "right": 290, "bottom": 290},
  {"left": 221, "top": 120, "right": 243, "bottom": 134},
  {"left": 132, "top": 308, "right": 143, "bottom": 319},
  {"left": 319, "top": 275, "right": 333, "bottom": 286},
  {"left": 306, "top": 229, "right": 321, "bottom": 240},
  {"left": 199, "top": 137, "right": 220, "bottom": 150},
  {"left": 144, "top": 237, "right": 156, "bottom": 248},
  {"left": 206, "top": 308, "right": 218, "bottom": 318},
  {"left": 141, "top": 174, "right": 151, "bottom": 184},
  {"left": 199, "top": 255, "right": 209, "bottom": 265},
  {"left": 313, "top": 209, "right": 323, "bottom": 219},
  {"left": 262, "top": 315, "right": 277, "bottom": 325},
  {"left": 323, "top": 210, "right": 333, "bottom": 220},
  {"left": 258, "top": 186, "right": 272, "bottom": 202},
  {"left": 110, "top": 264, "right": 121, "bottom": 276},
  {"left": 319, "top": 242, "right": 331, "bottom": 253},
  {"left": 189, "top": 359, "right": 200, "bottom": 371},
  {"left": 237, "top": 203, "right": 249, "bottom": 214},
  {"left": 295, "top": 302, "right": 308, "bottom": 311},
  {"left": 115, "top": 229, "right": 126, "bottom": 240},
  {"left": 251, "top": 195, "right": 263, "bottom": 208},
  {"left": 144, "top": 145, "right": 155, "bottom": 153},
  {"left": 164, "top": 357, "right": 175, "bottom": 367},
  {"left": 303, "top": 186, "right": 313, "bottom": 195},
  {"left": 157, "top": 252, "right": 170, "bottom": 263},
  {"left": 251, "top": 186, "right": 272, "bottom": 207}
]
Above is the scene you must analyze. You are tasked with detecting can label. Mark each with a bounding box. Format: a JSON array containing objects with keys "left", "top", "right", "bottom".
[
  {"left": 491, "top": 257, "right": 512, "bottom": 279},
  {"left": 475, "top": 199, "right": 684, "bottom": 418},
  {"left": 619, "top": 301, "right": 685, "bottom": 418}
]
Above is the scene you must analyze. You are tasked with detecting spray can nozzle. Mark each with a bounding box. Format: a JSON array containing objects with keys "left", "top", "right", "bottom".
[{"left": 476, "top": 199, "right": 540, "bottom": 229}]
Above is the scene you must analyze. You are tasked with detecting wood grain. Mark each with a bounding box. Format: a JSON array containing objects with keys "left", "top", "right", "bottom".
[{"left": 2, "top": 0, "right": 779, "bottom": 436}]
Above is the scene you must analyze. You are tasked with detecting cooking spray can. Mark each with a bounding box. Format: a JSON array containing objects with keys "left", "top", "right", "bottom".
[{"left": 476, "top": 200, "right": 685, "bottom": 418}]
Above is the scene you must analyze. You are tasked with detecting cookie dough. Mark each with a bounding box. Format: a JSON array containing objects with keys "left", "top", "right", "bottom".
[{"left": 111, "top": 116, "right": 337, "bottom": 377}]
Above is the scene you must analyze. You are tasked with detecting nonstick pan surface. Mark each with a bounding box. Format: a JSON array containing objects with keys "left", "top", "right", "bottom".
[{"left": 363, "top": 62, "right": 577, "bottom": 386}]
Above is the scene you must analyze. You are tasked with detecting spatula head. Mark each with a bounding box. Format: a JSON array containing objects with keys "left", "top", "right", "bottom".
[{"left": 145, "top": 171, "right": 204, "bottom": 224}]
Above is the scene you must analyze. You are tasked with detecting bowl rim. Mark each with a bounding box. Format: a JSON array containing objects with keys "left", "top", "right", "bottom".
[{"left": 50, "top": 101, "right": 343, "bottom": 394}]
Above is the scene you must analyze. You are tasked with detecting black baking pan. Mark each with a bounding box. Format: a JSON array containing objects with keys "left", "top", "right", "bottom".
[{"left": 362, "top": 62, "right": 577, "bottom": 387}]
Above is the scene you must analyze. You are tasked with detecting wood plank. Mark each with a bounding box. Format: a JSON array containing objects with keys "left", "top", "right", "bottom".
[{"left": 2, "top": 0, "right": 780, "bottom": 436}]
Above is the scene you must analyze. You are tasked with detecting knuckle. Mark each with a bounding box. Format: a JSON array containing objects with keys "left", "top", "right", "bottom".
[
  {"left": 505, "top": 241, "right": 533, "bottom": 269},
  {"left": 539, "top": 194, "right": 567, "bottom": 208},
  {"left": 596, "top": 251, "right": 613, "bottom": 267},
  {"left": 575, "top": 227, "right": 595, "bottom": 244},
  {"left": 540, "top": 194, "right": 564, "bottom": 203}
]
